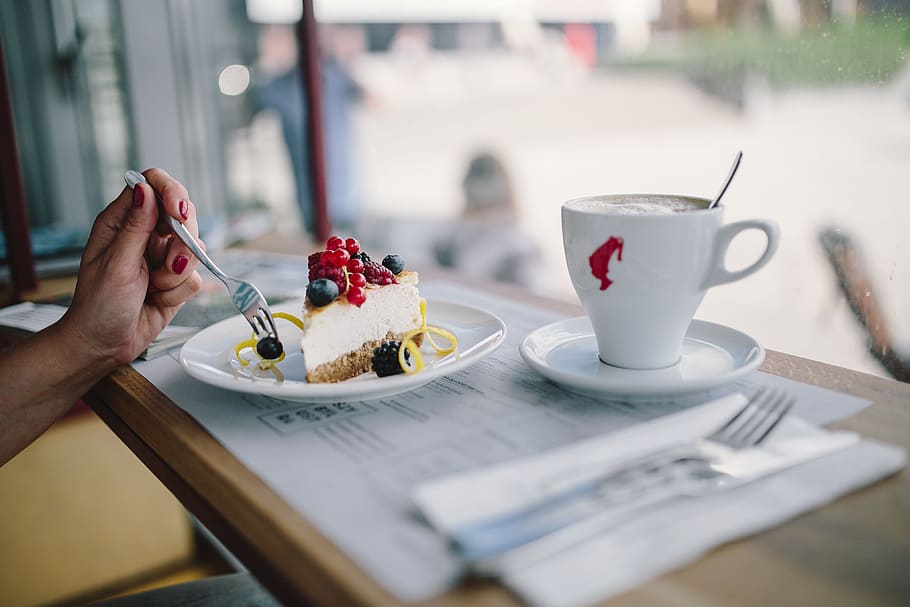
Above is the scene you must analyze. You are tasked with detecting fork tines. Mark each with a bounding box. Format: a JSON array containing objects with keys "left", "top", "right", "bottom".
[{"left": 711, "top": 387, "right": 795, "bottom": 449}]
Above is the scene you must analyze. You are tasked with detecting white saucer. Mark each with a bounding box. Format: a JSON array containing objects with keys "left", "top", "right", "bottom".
[
  {"left": 519, "top": 317, "right": 764, "bottom": 398},
  {"left": 180, "top": 299, "right": 506, "bottom": 403}
]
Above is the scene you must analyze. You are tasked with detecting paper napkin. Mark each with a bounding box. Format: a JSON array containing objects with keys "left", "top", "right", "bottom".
[{"left": 413, "top": 394, "right": 905, "bottom": 607}]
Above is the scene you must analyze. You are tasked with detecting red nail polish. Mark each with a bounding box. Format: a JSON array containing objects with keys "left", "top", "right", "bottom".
[
  {"left": 173, "top": 255, "right": 189, "bottom": 275},
  {"left": 179, "top": 199, "right": 189, "bottom": 220},
  {"left": 133, "top": 186, "right": 144, "bottom": 207}
]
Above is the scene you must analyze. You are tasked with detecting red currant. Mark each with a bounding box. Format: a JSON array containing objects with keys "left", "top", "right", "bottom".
[
  {"left": 326, "top": 235, "right": 344, "bottom": 250},
  {"left": 344, "top": 237, "right": 360, "bottom": 254},
  {"left": 346, "top": 286, "right": 366, "bottom": 306},
  {"left": 348, "top": 272, "right": 366, "bottom": 287},
  {"left": 346, "top": 258, "right": 364, "bottom": 273},
  {"left": 320, "top": 250, "right": 334, "bottom": 266},
  {"left": 330, "top": 248, "right": 350, "bottom": 267}
]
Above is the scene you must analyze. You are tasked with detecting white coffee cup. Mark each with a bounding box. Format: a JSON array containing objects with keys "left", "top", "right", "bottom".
[{"left": 562, "top": 194, "right": 779, "bottom": 369}]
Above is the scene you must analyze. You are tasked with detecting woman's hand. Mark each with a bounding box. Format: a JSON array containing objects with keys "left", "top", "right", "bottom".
[{"left": 61, "top": 168, "right": 204, "bottom": 369}]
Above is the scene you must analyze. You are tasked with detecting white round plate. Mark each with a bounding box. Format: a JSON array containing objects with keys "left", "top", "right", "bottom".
[
  {"left": 519, "top": 317, "right": 764, "bottom": 398},
  {"left": 179, "top": 299, "right": 506, "bottom": 402}
]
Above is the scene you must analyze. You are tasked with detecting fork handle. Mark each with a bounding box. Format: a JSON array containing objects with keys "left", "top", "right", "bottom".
[
  {"left": 453, "top": 447, "right": 698, "bottom": 562},
  {"left": 124, "top": 170, "right": 229, "bottom": 282}
]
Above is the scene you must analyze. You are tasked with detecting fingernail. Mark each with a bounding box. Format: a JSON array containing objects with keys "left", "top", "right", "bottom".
[
  {"left": 133, "top": 186, "right": 144, "bottom": 207},
  {"left": 179, "top": 199, "right": 189, "bottom": 220},
  {"left": 172, "top": 255, "right": 189, "bottom": 275}
]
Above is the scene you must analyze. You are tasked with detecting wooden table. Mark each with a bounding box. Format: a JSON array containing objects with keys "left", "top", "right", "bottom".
[{"left": 83, "top": 277, "right": 910, "bottom": 607}]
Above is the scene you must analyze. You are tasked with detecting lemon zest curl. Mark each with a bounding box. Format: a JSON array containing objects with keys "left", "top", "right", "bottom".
[{"left": 397, "top": 298, "right": 458, "bottom": 375}]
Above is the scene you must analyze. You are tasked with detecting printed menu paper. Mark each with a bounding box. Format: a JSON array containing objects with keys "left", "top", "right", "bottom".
[{"left": 133, "top": 282, "right": 870, "bottom": 601}]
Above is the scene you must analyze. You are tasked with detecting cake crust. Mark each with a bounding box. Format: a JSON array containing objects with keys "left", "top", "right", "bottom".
[{"left": 305, "top": 332, "right": 424, "bottom": 383}]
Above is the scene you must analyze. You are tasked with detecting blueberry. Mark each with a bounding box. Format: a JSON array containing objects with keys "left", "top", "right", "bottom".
[
  {"left": 307, "top": 278, "right": 339, "bottom": 306},
  {"left": 382, "top": 254, "right": 405, "bottom": 275},
  {"left": 256, "top": 336, "right": 284, "bottom": 360}
]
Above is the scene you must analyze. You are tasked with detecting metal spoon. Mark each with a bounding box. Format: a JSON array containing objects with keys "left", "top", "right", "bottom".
[{"left": 708, "top": 150, "right": 743, "bottom": 209}]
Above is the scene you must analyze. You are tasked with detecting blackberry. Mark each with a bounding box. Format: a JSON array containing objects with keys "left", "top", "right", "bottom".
[
  {"left": 382, "top": 254, "right": 405, "bottom": 275},
  {"left": 364, "top": 260, "right": 397, "bottom": 285},
  {"left": 371, "top": 341, "right": 410, "bottom": 377},
  {"left": 351, "top": 251, "right": 372, "bottom": 264},
  {"left": 306, "top": 278, "right": 339, "bottom": 306}
]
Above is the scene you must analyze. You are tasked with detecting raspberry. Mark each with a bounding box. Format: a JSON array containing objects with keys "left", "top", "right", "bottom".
[
  {"left": 346, "top": 285, "right": 366, "bottom": 306},
  {"left": 371, "top": 341, "right": 410, "bottom": 377},
  {"left": 326, "top": 235, "right": 344, "bottom": 250},
  {"left": 307, "top": 251, "right": 323, "bottom": 269},
  {"left": 363, "top": 260, "right": 397, "bottom": 285},
  {"left": 308, "top": 264, "right": 346, "bottom": 294}
]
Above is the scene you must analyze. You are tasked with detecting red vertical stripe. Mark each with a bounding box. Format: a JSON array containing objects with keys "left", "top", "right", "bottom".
[
  {"left": 298, "top": 1, "right": 330, "bottom": 242},
  {"left": 0, "top": 29, "right": 38, "bottom": 298}
]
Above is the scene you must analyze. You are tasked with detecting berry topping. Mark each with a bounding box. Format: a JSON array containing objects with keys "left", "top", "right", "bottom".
[
  {"left": 348, "top": 272, "right": 366, "bottom": 288},
  {"left": 307, "top": 251, "right": 323, "bottom": 269},
  {"left": 329, "top": 248, "right": 350, "bottom": 268},
  {"left": 364, "top": 260, "right": 398, "bottom": 285},
  {"left": 255, "top": 336, "right": 284, "bottom": 360},
  {"left": 346, "top": 285, "right": 366, "bottom": 307},
  {"left": 344, "top": 237, "right": 360, "bottom": 254},
  {"left": 382, "top": 254, "right": 405, "bottom": 275},
  {"left": 371, "top": 341, "right": 410, "bottom": 377},
  {"left": 346, "top": 258, "right": 364, "bottom": 273},
  {"left": 308, "top": 265, "right": 346, "bottom": 294},
  {"left": 306, "top": 278, "right": 339, "bottom": 306},
  {"left": 326, "top": 235, "right": 344, "bottom": 250},
  {"left": 351, "top": 251, "right": 372, "bottom": 264}
]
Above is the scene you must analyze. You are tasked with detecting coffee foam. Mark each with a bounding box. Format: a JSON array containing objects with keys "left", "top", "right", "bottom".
[{"left": 569, "top": 196, "right": 705, "bottom": 215}]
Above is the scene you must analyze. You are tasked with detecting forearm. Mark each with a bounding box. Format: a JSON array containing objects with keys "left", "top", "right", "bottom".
[{"left": 0, "top": 321, "right": 118, "bottom": 465}]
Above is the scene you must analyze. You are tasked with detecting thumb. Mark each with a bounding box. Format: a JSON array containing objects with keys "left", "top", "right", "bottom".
[{"left": 108, "top": 182, "right": 158, "bottom": 270}]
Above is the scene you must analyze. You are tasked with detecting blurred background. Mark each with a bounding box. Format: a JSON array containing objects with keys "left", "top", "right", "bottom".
[{"left": 1, "top": 0, "right": 908, "bottom": 379}]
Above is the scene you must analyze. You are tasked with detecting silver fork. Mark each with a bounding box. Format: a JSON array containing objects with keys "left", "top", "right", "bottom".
[
  {"left": 124, "top": 170, "right": 280, "bottom": 346},
  {"left": 453, "top": 387, "right": 794, "bottom": 572}
]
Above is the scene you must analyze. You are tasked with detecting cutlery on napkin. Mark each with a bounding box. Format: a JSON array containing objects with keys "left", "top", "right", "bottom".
[{"left": 413, "top": 393, "right": 905, "bottom": 607}]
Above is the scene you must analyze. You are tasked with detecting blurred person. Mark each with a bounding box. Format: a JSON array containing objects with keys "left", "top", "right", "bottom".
[
  {"left": 0, "top": 170, "right": 280, "bottom": 606},
  {"left": 434, "top": 152, "right": 544, "bottom": 290},
  {"left": 252, "top": 24, "right": 366, "bottom": 234}
]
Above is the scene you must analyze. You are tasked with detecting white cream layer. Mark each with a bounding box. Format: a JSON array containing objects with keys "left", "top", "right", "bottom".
[{"left": 300, "top": 273, "right": 421, "bottom": 371}]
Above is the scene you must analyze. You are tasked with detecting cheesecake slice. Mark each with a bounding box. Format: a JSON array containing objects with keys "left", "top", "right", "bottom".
[{"left": 301, "top": 271, "right": 423, "bottom": 383}]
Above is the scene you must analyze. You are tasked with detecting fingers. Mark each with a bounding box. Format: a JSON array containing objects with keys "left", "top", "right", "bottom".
[
  {"left": 147, "top": 232, "right": 171, "bottom": 269},
  {"left": 149, "top": 235, "right": 203, "bottom": 291},
  {"left": 82, "top": 185, "right": 140, "bottom": 263},
  {"left": 104, "top": 182, "right": 159, "bottom": 273},
  {"left": 144, "top": 167, "right": 199, "bottom": 234},
  {"left": 143, "top": 167, "right": 201, "bottom": 270},
  {"left": 147, "top": 270, "right": 204, "bottom": 309}
]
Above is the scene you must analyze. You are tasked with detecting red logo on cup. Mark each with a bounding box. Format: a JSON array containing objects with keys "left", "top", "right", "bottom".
[{"left": 589, "top": 236, "right": 624, "bottom": 291}]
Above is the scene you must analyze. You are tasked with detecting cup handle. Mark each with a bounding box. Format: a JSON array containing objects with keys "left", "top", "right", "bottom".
[{"left": 703, "top": 219, "right": 780, "bottom": 288}]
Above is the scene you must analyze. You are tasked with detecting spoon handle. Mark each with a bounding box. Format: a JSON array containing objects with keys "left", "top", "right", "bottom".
[{"left": 709, "top": 150, "right": 743, "bottom": 209}]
